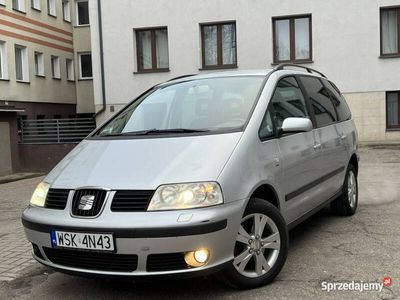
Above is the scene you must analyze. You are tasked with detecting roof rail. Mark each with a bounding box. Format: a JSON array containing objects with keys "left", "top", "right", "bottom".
[
  {"left": 167, "top": 74, "right": 196, "bottom": 82},
  {"left": 272, "top": 63, "right": 326, "bottom": 78}
]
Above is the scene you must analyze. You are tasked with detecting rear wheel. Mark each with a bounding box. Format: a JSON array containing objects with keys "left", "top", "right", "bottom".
[
  {"left": 330, "top": 164, "right": 358, "bottom": 216},
  {"left": 223, "top": 199, "right": 288, "bottom": 289}
]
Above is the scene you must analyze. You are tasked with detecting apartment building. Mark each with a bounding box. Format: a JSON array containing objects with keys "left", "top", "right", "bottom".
[
  {"left": 89, "top": 0, "right": 400, "bottom": 142},
  {"left": 0, "top": 0, "right": 94, "bottom": 175}
]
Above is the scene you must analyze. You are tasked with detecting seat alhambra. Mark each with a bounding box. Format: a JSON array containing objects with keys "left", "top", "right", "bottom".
[{"left": 22, "top": 64, "right": 359, "bottom": 289}]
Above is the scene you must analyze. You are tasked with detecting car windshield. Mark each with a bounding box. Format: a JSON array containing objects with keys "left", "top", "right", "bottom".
[{"left": 96, "top": 76, "right": 265, "bottom": 137}]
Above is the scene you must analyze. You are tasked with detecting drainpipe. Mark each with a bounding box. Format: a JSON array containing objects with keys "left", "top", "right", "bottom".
[{"left": 94, "top": 0, "right": 106, "bottom": 119}]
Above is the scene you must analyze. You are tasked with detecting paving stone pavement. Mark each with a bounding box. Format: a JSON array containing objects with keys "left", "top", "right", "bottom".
[
  {"left": 0, "top": 227, "right": 35, "bottom": 281},
  {"left": 0, "top": 176, "right": 43, "bottom": 282}
]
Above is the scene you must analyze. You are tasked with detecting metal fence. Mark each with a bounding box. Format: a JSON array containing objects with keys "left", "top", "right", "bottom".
[{"left": 19, "top": 118, "right": 96, "bottom": 144}]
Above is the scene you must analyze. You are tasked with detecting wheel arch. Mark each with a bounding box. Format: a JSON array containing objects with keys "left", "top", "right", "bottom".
[
  {"left": 349, "top": 153, "right": 358, "bottom": 175},
  {"left": 249, "top": 183, "right": 281, "bottom": 211}
]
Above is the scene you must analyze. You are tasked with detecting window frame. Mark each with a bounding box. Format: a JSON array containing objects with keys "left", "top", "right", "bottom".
[
  {"left": 15, "top": 45, "right": 29, "bottom": 82},
  {"left": 12, "top": 0, "right": 25, "bottom": 12},
  {"left": 75, "top": 0, "right": 90, "bottom": 26},
  {"left": 386, "top": 91, "right": 400, "bottom": 130},
  {"left": 66, "top": 58, "right": 74, "bottom": 81},
  {"left": 272, "top": 14, "right": 313, "bottom": 64},
  {"left": 0, "top": 41, "right": 8, "bottom": 80},
  {"left": 322, "top": 78, "right": 352, "bottom": 122},
  {"left": 258, "top": 103, "right": 277, "bottom": 142},
  {"left": 259, "top": 75, "right": 316, "bottom": 141},
  {"left": 200, "top": 21, "right": 237, "bottom": 70},
  {"left": 380, "top": 6, "right": 400, "bottom": 57},
  {"left": 78, "top": 52, "right": 93, "bottom": 79},
  {"left": 135, "top": 27, "right": 170, "bottom": 73},
  {"left": 47, "top": 0, "right": 56, "bottom": 17},
  {"left": 31, "top": 0, "right": 41, "bottom": 11},
  {"left": 297, "top": 74, "right": 342, "bottom": 128},
  {"left": 62, "top": 0, "right": 71, "bottom": 22},
  {"left": 51, "top": 55, "right": 60, "bottom": 79},
  {"left": 34, "top": 51, "right": 45, "bottom": 77}
]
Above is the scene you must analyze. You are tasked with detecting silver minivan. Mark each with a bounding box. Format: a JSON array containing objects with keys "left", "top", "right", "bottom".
[{"left": 22, "top": 64, "right": 359, "bottom": 289}]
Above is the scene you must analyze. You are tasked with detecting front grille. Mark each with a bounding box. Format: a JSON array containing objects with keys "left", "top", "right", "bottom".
[
  {"left": 146, "top": 253, "right": 189, "bottom": 272},
  {"left": 43, "top": 247, "right": 138, "bottom": 272},
  {"left": 71, "top": 189, "right": 107, "bottom": 217},
  {"left": 45, "top": 189, "right": 70, "bottom": 210},
  {"left": 111, "top": 190, "right": 154, "bottom": 212}
]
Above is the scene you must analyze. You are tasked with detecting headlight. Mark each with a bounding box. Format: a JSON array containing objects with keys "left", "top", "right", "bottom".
[
  {"left": 30, "top": 181, "right": 50, "bottom": 207},
  {"left": 148, "top": 182, "right": 223, "bottom": 211}
]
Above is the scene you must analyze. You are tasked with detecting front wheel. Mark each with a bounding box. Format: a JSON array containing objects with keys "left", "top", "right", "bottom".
[{"left": 223, "top": 199, "right": 289, "bottom": 289}]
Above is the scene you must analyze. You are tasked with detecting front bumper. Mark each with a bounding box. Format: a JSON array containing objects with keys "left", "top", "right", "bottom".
[{"left": 22, "top": 199, "right": 246, "bottom": 277}]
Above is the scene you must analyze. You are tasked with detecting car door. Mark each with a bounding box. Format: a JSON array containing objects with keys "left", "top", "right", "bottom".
[
  {"left": 269, "top": 76, "right": 322, "bottom": 224},
  {"left": 298, "top": 76, "right": 345, "bottom": 202},
  {"left": 323, "top": 79, "right": 354, "bottom": 167}
]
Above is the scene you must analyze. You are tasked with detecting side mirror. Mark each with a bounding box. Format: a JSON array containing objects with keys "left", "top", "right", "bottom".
[{"left": 281, "top": 117, "right": 313, "bottom": 133}]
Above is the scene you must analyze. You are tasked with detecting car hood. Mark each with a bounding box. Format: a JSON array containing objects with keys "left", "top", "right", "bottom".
[{"left": 46, "top": 133, "right": 242, "bottom": 190}]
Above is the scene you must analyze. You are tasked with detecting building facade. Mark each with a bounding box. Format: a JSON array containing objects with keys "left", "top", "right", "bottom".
[
  {"left": 89, "top": 0, "right": 400, "bottom": 142},
  {"left": 0, "top": 0, "right": 94, "bottom": 175}
]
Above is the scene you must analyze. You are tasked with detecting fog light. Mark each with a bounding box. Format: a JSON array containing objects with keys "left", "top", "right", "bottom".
[{"left": 184, "top": 249, "right": 210, "bottom": 267}]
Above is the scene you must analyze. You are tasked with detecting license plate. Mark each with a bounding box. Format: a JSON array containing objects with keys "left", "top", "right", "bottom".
[{"left": 50, "top": 230, "right": 115, "bottom": 251}]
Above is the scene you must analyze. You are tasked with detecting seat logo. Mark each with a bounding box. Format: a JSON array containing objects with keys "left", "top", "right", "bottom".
[{"left": 78, "top": 195, "right": 95, "bottom": 210}]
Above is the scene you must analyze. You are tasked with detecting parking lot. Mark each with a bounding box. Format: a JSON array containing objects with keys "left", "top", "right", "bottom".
[{"left": 0, "top": 146, "right": 399, "bottom": 299}]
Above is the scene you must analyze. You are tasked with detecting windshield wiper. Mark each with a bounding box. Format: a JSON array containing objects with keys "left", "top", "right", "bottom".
[{"left": 100, "top": 128, "right": 209, "bottom": 137}]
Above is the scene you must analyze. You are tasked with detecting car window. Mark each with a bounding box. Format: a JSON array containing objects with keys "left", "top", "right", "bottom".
[
  {"left": 96, "top": 76, "right": 265, "bottom": 136},
  {"left": 259, "top": 109, "right": 274, "bottom": 140},
  {"left": 300, "top": 76, "right": 337, "bottom": 127},
  {"left": 323, "top": 79, "right": 352, "bottom": 122},
  {"left": 271, "top": 76, "right": 309, "bottom": 128}
]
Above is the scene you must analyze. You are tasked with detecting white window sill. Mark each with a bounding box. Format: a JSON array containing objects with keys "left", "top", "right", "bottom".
[
  {"left": 75, "top": 24, "right": 90, "bottom": 28},
  {"left": 16, "top": 80, "right": 30, "bottom": 84}
]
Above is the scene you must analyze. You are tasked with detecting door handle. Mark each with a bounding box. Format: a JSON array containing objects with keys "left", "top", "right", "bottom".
[
  {"left": 340, "top": 135, "right": 347, "bottom": 140},
  {"left": 313, "top": 143, "right": 322, "bottom": 150}
]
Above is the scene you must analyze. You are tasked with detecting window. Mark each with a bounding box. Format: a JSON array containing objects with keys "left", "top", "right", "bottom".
[
  {"left": 135, "top": 27, "right": 169, "bottom": 72},
  {"left": 96, "top": 76, "right": 265, "bottom": 136},
  {"left": 322, "top": 79, "right": 351, "bottom": 121},
  {"left": 47, "top": 0, "right": 56, "bottom": 16},
  {"left": 31, "top": 0, "right": 40, "bottom": 10},
  {"left": 51, "top": 55, "right": 60, "bottom": 78},
  {"left": 270, "top": 76, "right": 309, "bottom": 128},
  {"left": 78, "top": 53, "right": 92, "bottom": 78},
  {"left": 300, "top": 76, "right": 337, "bottom": 127},
  {"left": 259, "top": 110, "right": 275, "bottom": 140},
  {"left": 34, "top": 52, "right": 44, "bottom": 76},
  {"left": 62, "top": 0, "right": 71, "bottom": 21},
  {"left": 0, "top": 41, "right": 8, "bottom": 79},
  {"left": 273, "top": 15, "right": 312, "bottom": 63},
  {"left": 12, "top": 0, "right": 25, "bottom": 12},
  {"left": 0, "top": 0, "right": 5, "bottom": 6},
  {"left": 66, "top": 58, "right": 74, "bottom": 80},
  {"left": 201, "top": 22, "right": 237, "bottom": 69},
  {"left": 15, "top": 46, "right": 28, "bottom": 82},
  {"left": 387, "top": 91, "right": 400, "bottom": 129},
  {"left": 76, "top": 0, "right": 89, "bottom": 25},
  {"left": 380, "top": 7, "right": 400, "bottom": 56}
]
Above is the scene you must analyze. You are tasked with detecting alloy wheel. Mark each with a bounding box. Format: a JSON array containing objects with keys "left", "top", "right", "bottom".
[
  {"left": 347, "top": 170, "right": 357, "bottom": 208},
  {"left": 233, "top": 213, "right": 281, "bottom": 278}
]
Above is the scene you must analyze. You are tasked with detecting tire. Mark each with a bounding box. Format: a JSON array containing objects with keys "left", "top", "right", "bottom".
[
  {"left": 330, "top": 164, "right": 358, "bottom": 216},
  {"left": 223, "top": 198, "right": 289, "bottom": 289}
]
